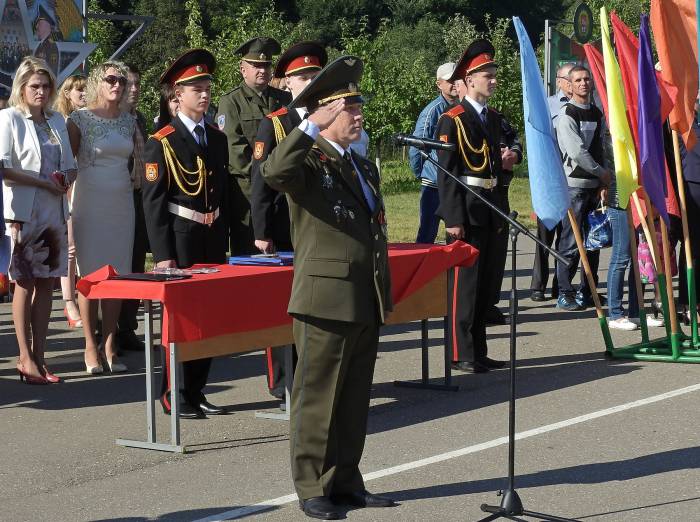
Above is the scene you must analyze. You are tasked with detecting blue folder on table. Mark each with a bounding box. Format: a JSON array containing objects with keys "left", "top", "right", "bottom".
[{"left": 228, "top": 252, "right": 294, "bottom": 266}]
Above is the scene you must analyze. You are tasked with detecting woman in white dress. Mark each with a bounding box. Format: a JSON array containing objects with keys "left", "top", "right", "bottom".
[{"left": 67, "top": 61, "right": 135, "bottom": 374}]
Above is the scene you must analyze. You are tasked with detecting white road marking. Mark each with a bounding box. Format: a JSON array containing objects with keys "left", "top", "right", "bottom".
[{"left": 193, "top": 383, "right": 700, "bottom": 522}]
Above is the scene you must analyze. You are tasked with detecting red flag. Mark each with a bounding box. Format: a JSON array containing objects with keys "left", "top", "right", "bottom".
[
  {"left": 650, "top": 0, "right": 698, "bottom": 150},
  {"left": 583, "top": 44, "right": 609, "bottom": 118}
]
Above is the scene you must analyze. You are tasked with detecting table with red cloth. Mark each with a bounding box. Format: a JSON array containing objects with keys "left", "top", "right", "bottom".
[{"left": 78, "top": 242, "right": 478, "bottom": 452}]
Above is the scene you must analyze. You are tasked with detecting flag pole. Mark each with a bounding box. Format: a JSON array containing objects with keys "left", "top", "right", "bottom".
[
  {"left": 566, "top": 208, "right": 613, "bottom": 351},
  {"left": 671, "top": 130, "right": 698, "bottom": 344},
  {"left": 626, "top": 206, "right": 649, "bottom": 343},
  {"left": 659, "top": 218, "right": 682, "bottom": 357}
]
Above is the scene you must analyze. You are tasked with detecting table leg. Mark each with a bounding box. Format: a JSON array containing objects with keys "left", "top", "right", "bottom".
[
  {"left": 116, "top": 303, "right": 185, "bottom": 453},
  {"left": 170, "top": 342, "right": 181, "bottom": 447},
  {"left": 394, "top": 318, "right": 458, "bottom": 391}
]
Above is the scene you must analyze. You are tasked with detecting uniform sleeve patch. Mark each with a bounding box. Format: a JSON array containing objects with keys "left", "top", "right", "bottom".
[
  {"left": 439, "top": 135, "right": 448, "bottom": 143},
  {"left": 145, "top": 163, "right": 159, "bottom": 182},
  {"left": 253, "top": 141, "right": 265, "bottom": 160},
  {"left": 217, "top": 114, "right": 225, "bottom": 130}
]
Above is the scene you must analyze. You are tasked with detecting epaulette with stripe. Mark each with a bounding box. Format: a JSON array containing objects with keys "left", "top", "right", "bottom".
[
  {"left": 150, "top": 125, "right": 175, "bottom": 141},
  {"left": 443, "top": 105, "right": 465, "bottom": 118},
  {"left": 266, "top": 107, "right": 289, "bottom": 119}
]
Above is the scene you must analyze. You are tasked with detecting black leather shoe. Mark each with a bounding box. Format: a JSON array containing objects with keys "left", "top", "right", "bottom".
[
  {"left": 332, "top": 490, "right": 397, "bottom": 508},
  {"left": 485, "top": 306, "right": 508, "bottom": 326},
  {"left": 530, "top": 290, "right": 546, "bottom": 302},
  {"left": 160, "top": 394, "right": 205, "bottom": 419},
  {"left": 299, "top": 496, "right": 342, "bottom": 520},
  {"left": 198, "top": 399, "right": 225, "bottom": 415},
  {"left": 478, "top": 357, "right": 507, "bottom": 369},
  {"left": 117, "top": 330, "right": 145, "bottom": 351},
  {"left": 451, "top": 361, "right": 489, "bottom": 373}
]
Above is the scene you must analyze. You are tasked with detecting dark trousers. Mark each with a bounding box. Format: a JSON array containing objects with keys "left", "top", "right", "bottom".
[
  {"left": 160, "top": 215, "right": 227, "bottom": 406},
  {"left": 290, "top": 314, "right": 379, "bottom": 501},
  {"left": 118, "top": 189, "right": 149, "bottom": 332},
  {"left": 488, "top": 186, "right": 510, "bottom": 308},
  {"left": 229, "top": 176, "right": 256, "bottom": 255},
  {"left": 556, "top": 187, "right": 600, "bottom": 298},
  {"left": 416, "top": 185, "right": 441, "bottom": 244},
  {"left": 679, "top": 181, "right": 700, "bottom": 306},
  {"left": 266, "top": 345, "right": 297, "bottom": 398},
  {"left": 530, "top": 217, "right": 560, "bottom": 295},
  {"left": 447, "top": 222, "right": 501, "bottom": 363}
]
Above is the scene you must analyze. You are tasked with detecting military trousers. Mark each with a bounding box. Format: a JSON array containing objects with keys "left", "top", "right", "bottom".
[
  {"left": 290, "top": 314, "right": 379, "bottom": 501},
  {"left": 447, "top": 222, "right": 502, "bottom": 363}
]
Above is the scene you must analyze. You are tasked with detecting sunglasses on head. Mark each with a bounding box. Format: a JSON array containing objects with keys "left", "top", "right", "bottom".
[{"left": 103, "top": 75, "right": 127, "bottom": 86}]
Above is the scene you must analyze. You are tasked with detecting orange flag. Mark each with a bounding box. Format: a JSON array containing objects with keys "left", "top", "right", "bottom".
[{"left": 650, "top": 0, "right": 698, "bottom": 150}]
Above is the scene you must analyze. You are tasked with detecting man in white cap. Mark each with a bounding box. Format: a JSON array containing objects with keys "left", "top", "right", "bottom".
[{"left": 409, "top": 62, "right": 457, "bottom": 243}]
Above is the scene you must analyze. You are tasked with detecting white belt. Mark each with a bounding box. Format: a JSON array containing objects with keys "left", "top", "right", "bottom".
[
  {"left": 168, "top": 203, "right": 219, "bottom": 225},
  {"left": 459, "top": 176, "right": 498, "bottom": 189}
]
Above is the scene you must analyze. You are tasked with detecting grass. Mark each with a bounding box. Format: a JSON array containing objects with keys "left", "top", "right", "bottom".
[{"left": 380, "top": 159, "right": 535, "bottom": 243}]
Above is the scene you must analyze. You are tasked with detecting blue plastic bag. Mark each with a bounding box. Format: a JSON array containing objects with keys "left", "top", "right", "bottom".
[{"left": 584, "top": 205, "right": 612, "bottom": 250}]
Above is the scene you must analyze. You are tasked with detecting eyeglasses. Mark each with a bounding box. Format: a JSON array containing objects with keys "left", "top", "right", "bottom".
[
  {"left": 556, "top": 76, "right": 570, "bottom": 81},
  {"left": 103, "top": 75, "right": 127, "bottom": 86}
]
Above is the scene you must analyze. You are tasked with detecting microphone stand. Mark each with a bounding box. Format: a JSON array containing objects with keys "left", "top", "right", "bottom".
[{"left": 410, "top": 144, "right": 578, "bottom": 522}]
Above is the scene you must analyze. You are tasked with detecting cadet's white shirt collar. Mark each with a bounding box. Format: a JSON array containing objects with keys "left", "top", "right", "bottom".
[
  {"left": 177, "top": 111, "right": 206, "bottom": 142},
  {"left": 464, "top": 95, "right": 487, "bottom": 117}
]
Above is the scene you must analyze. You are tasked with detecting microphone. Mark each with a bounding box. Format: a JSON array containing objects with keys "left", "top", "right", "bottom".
[{"left": 392, "top": 133, "right": 456, "bottom": 151}]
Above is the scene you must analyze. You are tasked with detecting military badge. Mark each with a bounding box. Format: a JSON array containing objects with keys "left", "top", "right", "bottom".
[
  {"left": 217, "top": 114, "right": 225, "bottom": 130},
  {"left": 439, "top": 135, "right": 448, "bottom": 143},
  {"left": 195, "top": 65, "right": 203, "bottom": 72},
  {"left": 348, "top": 209, "right": 355, "bottom": 220},
  {"left": 145, "top": 163, "right": 159, "bottom": 182},
  {"left": 253, "top": 141, "right": 265, "bottom": 160},
  {"left": 322, "top": 172, "right": 334, "bottom": 189}
]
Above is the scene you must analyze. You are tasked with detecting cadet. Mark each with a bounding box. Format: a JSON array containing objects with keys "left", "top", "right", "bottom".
[
  {"left": 261, "top": 56, "right": 396, "bottom": 519},
  {"left": 250, "top": 40, "right": 327, "bottom": 403},
  {"left": 142, "top": 49, "right": 229, "bottom": 419},
  {"left": 216, "top": 37, "right": 291, "bottom": 255},
  {"left": 436, "top": 39, "right": 508, "bottom": 374}
]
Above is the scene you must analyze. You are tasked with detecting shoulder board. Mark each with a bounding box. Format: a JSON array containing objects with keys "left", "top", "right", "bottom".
[
  {"left": 443, "top": 105, "right": 465, "bottom": 118},
  {"left": 266, "top": 107, "right": 289, "bottom": 119},
  {"left": 150, "top": 125, "right": 175, "bottom": 141}
]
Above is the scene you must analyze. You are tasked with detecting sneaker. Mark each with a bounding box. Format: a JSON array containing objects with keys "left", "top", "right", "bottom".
[
  {"left": 576, "top": 291, "right": 607, "bottom": 308},
  {"left": 557, "top": 295, "right": 584, "bottom": 311},
  {"left": 630, "top": 315, "right": 665, "bottom": 328},
  {"left": 608, "top": 317, "right": 638, "bottom": 331}
]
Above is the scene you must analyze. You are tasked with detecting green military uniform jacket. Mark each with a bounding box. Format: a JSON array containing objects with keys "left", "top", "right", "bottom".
[
  {"left": 261, "top": 127, "right": 393, "bottom": 324},
  {"left": 215, "top": 82, "right": 291, "bottom": 180}
]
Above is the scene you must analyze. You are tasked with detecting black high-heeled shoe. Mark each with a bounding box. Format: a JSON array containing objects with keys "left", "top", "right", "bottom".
[{"left": 651, "top": 300, "right": 663, "bottom": 319}]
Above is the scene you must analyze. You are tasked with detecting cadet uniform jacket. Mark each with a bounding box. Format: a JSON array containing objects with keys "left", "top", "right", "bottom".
[
  {"left": 250, "top": 106, "right": 302, "bottom": 248},
  {"left": 261, "top": 127, "right": 393, "bottom": 324},
  {"left": 141, "top": 116, "right": 229, "bottom": 263},
  {"left": 435, "top": 100, "right": 506, "bottom": 229},
  {"left": 215, "top": 82, "right": 291, "bottom": 179}
]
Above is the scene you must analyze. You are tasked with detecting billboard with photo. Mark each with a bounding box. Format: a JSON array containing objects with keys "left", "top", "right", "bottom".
[{"left": 0, "top": 0, "right": 95, "bottom": 89}]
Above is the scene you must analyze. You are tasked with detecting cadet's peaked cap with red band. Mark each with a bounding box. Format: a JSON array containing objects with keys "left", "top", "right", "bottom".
[
  {"left": 450, "top": 39, "right": 498, "bottom": 81},
  {"left": 274, "top": 41, "right": 328, "bottom": 79},
  {"left": 235, "top": 37, "right": 281, "bottom": 64},
  {"left": 160, "top": 48, "right": 216, "bottom": 85}
]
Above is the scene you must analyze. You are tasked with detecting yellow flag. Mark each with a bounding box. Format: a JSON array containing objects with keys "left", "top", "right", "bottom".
[{"left": 601, "top": 6, "right": 639, "bottom": 208}]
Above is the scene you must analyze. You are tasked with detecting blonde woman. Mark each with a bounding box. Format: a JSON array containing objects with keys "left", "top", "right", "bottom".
[
  {"left": 67, "top": 61, "right": 135, "bottom": 374},
  {"left": 0, "top": 57, "right": 76, "bottom": 384},
  {"left": 54, "top": 74, "right": 86, "bottom": 329}
]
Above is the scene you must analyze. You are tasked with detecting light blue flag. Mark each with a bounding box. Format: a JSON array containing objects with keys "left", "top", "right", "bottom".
[{"left": 513, "top": 17, "right": 570, "bottom": 230}]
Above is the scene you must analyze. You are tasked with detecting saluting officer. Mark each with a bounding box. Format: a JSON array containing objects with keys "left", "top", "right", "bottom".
[
  {"left": 250, "top": 41, "right": 327, "bottom": 403},
  {"left": 436, "top": 39, "right": 508, "bottom": 374},
  {"left": 261, "top": 56, "right": 396, "bottom": 519},
  {"left": 216, "top": 37, "right": 291, "bottom": 255},
  {"left": 142, "top": 49, "right": 229, "bottom": 419}
]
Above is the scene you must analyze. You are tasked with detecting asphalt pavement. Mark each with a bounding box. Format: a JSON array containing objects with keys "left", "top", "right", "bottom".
[{"left": 1, "top": 238, "right": 699, "bottom": 522}]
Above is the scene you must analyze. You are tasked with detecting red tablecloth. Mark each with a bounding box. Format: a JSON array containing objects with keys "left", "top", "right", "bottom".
[{"left": 77, "top": 242, "right": 478, "bottom": 345}]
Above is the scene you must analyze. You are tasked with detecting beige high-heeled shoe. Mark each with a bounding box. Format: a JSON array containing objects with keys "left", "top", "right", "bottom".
[
  {"left": 100, "top": 347, "right": 127, "bottom": 373},
  {"left": 84, "top": 355, "right": 104, "bottom": 375}
]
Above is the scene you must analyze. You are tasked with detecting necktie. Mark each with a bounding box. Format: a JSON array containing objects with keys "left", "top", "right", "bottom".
[
  {"left": 480, "top": 107, "right": 488, "bottom": 125},
  {"left": 344, "top": 151, "right": 375, "bottom": 212},
  {"left": 193, "top": 125, "right": 206, "bottom": 148}
]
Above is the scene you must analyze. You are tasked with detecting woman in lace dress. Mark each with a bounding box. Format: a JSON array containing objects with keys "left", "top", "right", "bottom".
[
  {"left": 0, "top": 57, "right": 76, "bottom": 384},
  {"left": 67, "top": 61, "right": 135, "bottom": 374}
]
